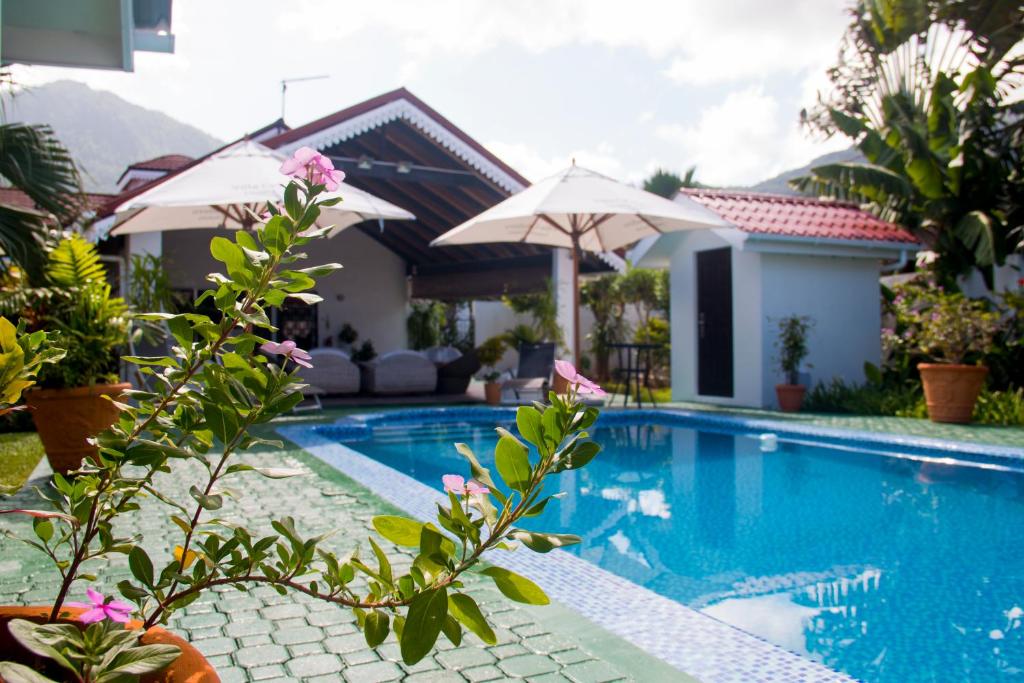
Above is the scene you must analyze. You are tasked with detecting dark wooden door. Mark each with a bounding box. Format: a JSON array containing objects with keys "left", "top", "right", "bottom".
[
  {"left": 696, "top": 248, "right": 733, "bottom": 397},
  {"left": 275, "top": 297, "right": 319, "bottom": 350}
]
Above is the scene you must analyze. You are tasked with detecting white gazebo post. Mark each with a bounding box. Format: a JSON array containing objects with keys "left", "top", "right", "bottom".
[{"left": 552, "top": 247, "right": 576, "bottom": 363}]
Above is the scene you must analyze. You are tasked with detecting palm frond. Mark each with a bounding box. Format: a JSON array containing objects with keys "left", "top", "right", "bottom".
[
  {"left": 0, "top": 202, "right": 50, "bottom": 280},
  {"left": 46, "top": 234, "right": 105, "bottom": 288},
  {"left": 0, "top": 123, "right": 82, "bottom": 220}
]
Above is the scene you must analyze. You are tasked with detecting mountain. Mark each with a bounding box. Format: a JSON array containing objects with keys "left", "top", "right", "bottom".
[
  {"left": 743, "top": 147, "right": 864, "bottom": 195},
  {"left": 2, "top": 80, "right": 223, "bottom": 193}
]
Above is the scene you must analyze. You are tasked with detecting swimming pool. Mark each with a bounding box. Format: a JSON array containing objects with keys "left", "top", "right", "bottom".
[{"left": 307, "top": 409, "right": 1024, "bottom": 682}]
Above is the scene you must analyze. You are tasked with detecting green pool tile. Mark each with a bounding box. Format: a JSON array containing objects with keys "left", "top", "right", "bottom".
[
  {"left": 562, "top": 659, "right": 626, "bottom": 683},
  {"left": 339, "top": 659, "right": 402, "bottom": 682},
  {"left": 488, "top": 642, "right": 530, "bottom": 660},
  {"left": 178, "top": 611, "right": 228, "bottom": 629},
  {"left": 461, "top": 664, "right": 506, "bottom": 682},
  {"left": 550, "top": 649, "right": 592, "bottom": 666},
  {"left": 403, "top": 670, "right": 462, "bottom": 682},
  {"left": 341, "top": 648, "right": 381, "bottom": 667},
  {"left": 285, "top": 652, "right": 343, "bottom": 678},
  {"left": 498, "top": 653, "right": 562, "bottom": 677},
  {"left": 436, "top": 646, "right": 497, "bottom": 670},
  {"left": 235, "top": 643, "right": 291, "bottom": 668},
  {"left": 306, "top": 606, "right": 352, "bottom": 627},
  {"left": 323, "top": 632, "right": 370, "bottom": 655},
  {"left": 259, "top": 603, "right": 307, "bottom": 621},
  {"left": 522, "top": 633, "right": 575, "bottom": 655},
  {"left": 240, "top": 634, "right": 273, "bottom": 648},
  {"left": 224, "top": 619, "right": 274, "bottom": 638},
  {"left": 271, "top": 624, "right": 322, "bottom": 646},
  {"left": 286, "top": 641, "right": 325, "bottom": 656},
  {"left": 248, "top": 664, "right": 286, "bottom": 680},
  {"left": 213, "top": 667, "right": 249, "bottom": 683},
  {"left": 194, "top": 636, "right": 237, "bottom": 657}
]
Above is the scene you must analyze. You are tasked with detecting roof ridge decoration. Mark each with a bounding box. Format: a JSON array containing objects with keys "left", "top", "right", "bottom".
[{"left": 273, "top": 97, "right": 527, "bottom": 194}]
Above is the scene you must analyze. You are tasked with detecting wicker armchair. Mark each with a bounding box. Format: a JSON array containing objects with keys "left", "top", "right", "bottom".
[
  {"left": 362, "top": 350, "right": 438, "bottom": 395},
  {"left": 305, "top": 348, "right": 360, "bottom": 395}
]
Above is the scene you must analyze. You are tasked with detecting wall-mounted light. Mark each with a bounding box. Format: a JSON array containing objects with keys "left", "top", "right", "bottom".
[
  {"left": 396, "top": 160, "right": 413, "bottom": 174},
  {"left": 357, "top": 155, "right": 373, "bottom": 170}
]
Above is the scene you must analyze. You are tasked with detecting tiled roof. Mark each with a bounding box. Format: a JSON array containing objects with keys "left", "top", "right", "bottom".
[
  {"left": 680, "top": 188, "right": 917, "bottom": 244},
  {"left": 125, "top": 154, "right": 194, "bottom": 172},
  {"left": 0, "top": 187, "right": 116, "bottom": 213}
]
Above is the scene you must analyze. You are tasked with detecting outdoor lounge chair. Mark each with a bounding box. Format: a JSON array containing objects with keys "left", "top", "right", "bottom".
[
  {"left": 305, "top": 348, "right": 361, "bottom": 395},
  {"left": 436, "top": 348, "right": 481, "bottom": 394},
  {"left": 362, "top": 350, "right": 438, "bottom": 395},
  {"left": 501, "top": 343, "right": 555, "bottom": 404}
]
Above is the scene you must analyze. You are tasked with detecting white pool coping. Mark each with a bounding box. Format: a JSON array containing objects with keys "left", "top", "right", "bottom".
[{"left": 279, "top": 424, "right": 856, "bottom": 683}]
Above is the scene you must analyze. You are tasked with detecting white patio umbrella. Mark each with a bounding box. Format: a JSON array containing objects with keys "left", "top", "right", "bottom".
[
  {"left": 430, "top": 164, "right": 731, "bottom": 362},
  {"left": 109, "top": 139, "right": 415, "bottom": 237}
]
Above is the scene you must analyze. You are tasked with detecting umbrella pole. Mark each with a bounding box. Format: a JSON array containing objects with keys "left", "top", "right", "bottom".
[{"left": 571, "top": 235, "right": 581, "bottom": 365}]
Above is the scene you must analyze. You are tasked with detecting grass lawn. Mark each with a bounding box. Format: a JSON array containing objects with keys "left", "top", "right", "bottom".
[
  {"left": 0, "top": 432, "right": 44, "bottom": 494},
  {"left": 605, "top": 382, "right": 673, "bottom": 403}
]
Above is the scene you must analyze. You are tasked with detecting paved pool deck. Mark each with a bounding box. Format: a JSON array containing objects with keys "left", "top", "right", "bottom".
[{"left": 0, "top": 437, "right": 688, "bottom": 683}]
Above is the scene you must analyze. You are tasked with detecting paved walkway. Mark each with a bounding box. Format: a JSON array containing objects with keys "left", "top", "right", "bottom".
[{"left": 0, "top": 440, "right": 685, "bottom": 683}]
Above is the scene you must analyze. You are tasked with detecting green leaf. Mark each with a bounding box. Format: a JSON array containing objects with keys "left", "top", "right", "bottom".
[
  {"left": 454, "top": 443, "right": 505, "bottom": 504},
  {"left": 99, "top": 644, "right": 181, "bottom": 678},
  {"left": 480, "top": 566, "right": 549, "bottom": 605},
  {"left": 559, "top": 441, "right": 600, "bottom": 471},
  {"left": 441, "top": 614, "right": 462, "bottom": 646},
  {"left": 495, "top": 435, "right": 531, "bottom": 493},
  {"left": 210, "top": 236, "right": 245, "bottom": 271},
  {"left": 516, "top": 406, "right": 544, "bottom": 448},
  {"left": 0, "top": 661, "right": 60, "bottom": 683},
  {"left": 373, "top": 516, "right": 424, "bottom": 547},
  {"left": 128, "top": 545, "right": 155, "bottom": 587},
  {"left": 448, "top": 593, "right": 496, "bottom": 645},
  {"left": 189, "top": 485, "right": 223, "bottom": 511},
  {"left": 369, "top": 537, "right": 393, "bottom": 585},
  {"left": 400, "top": 587, "right": 448, "bottom": 665},
  {"left": 364, "top": 610, "right": 390, "bottom": 648},
  {"left": 32, "top": 517, "right": 53, "bottom": 544},
  {"left": 510, "top": 530, "right": 581, "bottom": 553}
]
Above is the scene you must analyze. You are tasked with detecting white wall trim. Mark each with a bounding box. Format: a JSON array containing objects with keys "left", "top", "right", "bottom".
[{"left": 275, "top": 98, "right": 526, "bottom": 194}]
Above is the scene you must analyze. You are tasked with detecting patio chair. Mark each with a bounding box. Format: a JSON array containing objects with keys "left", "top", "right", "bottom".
[
  {"left": 305, "top": 349, "right": 360, "bottom": 395},
  {"left": 501, "top": 343, "right": 555, "bottom": 404},
  {"left": 362, "top": 350, "right": 438, "bottom": 395},
  {"left": 436, "top": 348, "right": 481, "bottom": 394}
]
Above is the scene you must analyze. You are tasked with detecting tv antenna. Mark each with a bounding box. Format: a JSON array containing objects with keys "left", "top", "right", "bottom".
[{"left": 280, "top": 75, "right": 328, "bottom": 121}]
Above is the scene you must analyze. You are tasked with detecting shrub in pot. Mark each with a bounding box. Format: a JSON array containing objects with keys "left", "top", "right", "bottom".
[
  {"left": 893, "top": 289, "right": 999, "bottom": 423},
  {"left": 476, "top": 336, "right": 507, "bottom": 404},
  {"left": 23, "top": 236, "right": 132, "bottom": 474},
  {"left": 0, "top": 151, "right": 606, "bottom": 681},
  {"left": 774, "top": 315, "right": 813, "bottom": 412}
]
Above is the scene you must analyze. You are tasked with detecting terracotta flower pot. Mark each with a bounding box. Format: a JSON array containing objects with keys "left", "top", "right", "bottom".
[
  {"left": 0, "top": 606, "right": 219, "bottom": 683},
  {"left": 918, "top": 363, "right": 988, "bottom": 424},
  {"left": 775, "top": 384, "right": 806, "bottom": 412},
  {"left": 25, "top": 383, "right": 132, "bottom": 475},
  {"left": 484, "top": 382, "right": 502, "bottom": 405}
]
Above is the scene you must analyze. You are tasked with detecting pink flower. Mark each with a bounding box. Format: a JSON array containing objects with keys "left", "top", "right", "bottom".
[
  {"left": 554, "top": 360, "right": 607, "bottom": 397},
  {"left": 442, "top": 474, "right": 489, "bottom": 496},
  {"left": 261, "top": 340, "right": 313, "bottom": 368},
  {"left": 279, "top": 146, "right": 346, "bottom": 191},
  {"left": 67, "top": 587, "right": 133, "bottom": 624}
]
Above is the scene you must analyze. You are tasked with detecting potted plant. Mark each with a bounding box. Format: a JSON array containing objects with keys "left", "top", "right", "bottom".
[
  {"left": 774, "top": 315, "right": 813, "bottom": 412},
  {"left": 336, "top": 322, "right": 358, "bottom": 353},
  {"left": 475, "top": 336, "right": 507, "bottom": 405},
  {"left": 23, "top": 236, "right": 133, "bottom": 474},
  {"left": 905, "top": 291, "right": 999, "bottom": 423},
  {"left": 0, "top": 150, "right": 605, "bottom": 682}
]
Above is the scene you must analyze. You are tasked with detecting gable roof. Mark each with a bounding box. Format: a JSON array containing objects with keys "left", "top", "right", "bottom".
[
  {"left": 0, "top": 187, "right": 115, "bottom": 214},
  {"left": 265, "top": 87, "right": 530, "bottom": 193},
  {"left": 680, "top": 188, "right": 917, "bottom": 244}
]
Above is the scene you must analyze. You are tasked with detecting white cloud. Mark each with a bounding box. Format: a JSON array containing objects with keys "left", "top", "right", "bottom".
[
  {"left": 654, "top": 83, "right": 846, "bottom": 186},
  {"left": 484, "top": 140, "right": 628, "bottom": 183},
  {"left": 281, "top": 0, "right": 849, "bottom": 83}
]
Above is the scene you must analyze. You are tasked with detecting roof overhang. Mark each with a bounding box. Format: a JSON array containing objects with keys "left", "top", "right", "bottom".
[
  {"left": 632, "top": 228, "right": 920, "bottom": 269},
  {"left": 1, "top": 0, "right": 174, "bottom": 72}
]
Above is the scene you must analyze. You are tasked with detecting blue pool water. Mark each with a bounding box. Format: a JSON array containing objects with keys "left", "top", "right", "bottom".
[{"left": 330, "top": 415, "right": 1024, "bottom": 682}]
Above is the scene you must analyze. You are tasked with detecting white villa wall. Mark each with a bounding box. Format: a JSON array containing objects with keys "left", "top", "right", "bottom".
[
  {"left": 669, "top": 230, "right": 763, "bottom": 407},
  {"left": 160, "top": 227, "right": 409, "bottom": 353},
  {"left": 759, "top": 253, "right": 882, "bottom": 407}
]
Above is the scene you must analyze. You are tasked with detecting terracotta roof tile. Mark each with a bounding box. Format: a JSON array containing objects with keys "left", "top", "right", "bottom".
[
  {"left": 0, "top": 187, "right": 115, "bottom": 214},
  {"left": 126, "top": 154, "right": 194, "bottom": 172},
  {"left": 680, "top": 188, "right": 917, "bottom": 244}
]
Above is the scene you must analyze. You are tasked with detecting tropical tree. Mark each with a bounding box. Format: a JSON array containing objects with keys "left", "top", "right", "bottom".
[
  {"left": 0, "top": 118, "right": 84, "bottom": 281},
  {"left": 794, "top": 0, "right": 1024, "bottom": 288},
  {"left": 643, "top": 166, "right": 701, "bottom": 198},
  {"left": 580, "top": 274, "right": 627, "bottom": 381}
]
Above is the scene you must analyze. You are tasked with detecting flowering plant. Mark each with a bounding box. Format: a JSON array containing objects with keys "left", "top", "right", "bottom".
[
  {"left": 886, "top": 281, "right": 999, "bottom": 364},
  {"left": 1, "top": 148, "right": 602, "bottom": 679}
]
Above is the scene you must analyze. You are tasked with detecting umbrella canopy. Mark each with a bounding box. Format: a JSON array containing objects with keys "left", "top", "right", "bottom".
[
  {"left": 110, "top": 139, "right": 415, "bottom": 237},
  {"left": 431, "top": 164, "right": 731, "bottom": 363}
]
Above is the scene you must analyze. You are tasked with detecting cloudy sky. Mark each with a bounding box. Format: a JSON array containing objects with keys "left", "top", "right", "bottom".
[{"left": 14, "top": 0, "right": 854, "bottom": 187}]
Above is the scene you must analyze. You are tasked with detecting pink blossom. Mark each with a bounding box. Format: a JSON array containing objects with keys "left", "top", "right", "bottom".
[
  {"left": 279, "top": 146, "right": 346, "bottom": 191},
  {"left": 554, "top": 360, "right": 607, "bottom": 397},
  {"left": 442, "top": 474, "right": 489, "bottom": 496},
  {"left": 261, "top": 340, "right": 313, "bottom": 368},
  {"left": 66, "top": 587, "right": 133, "bottom": 624}
]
